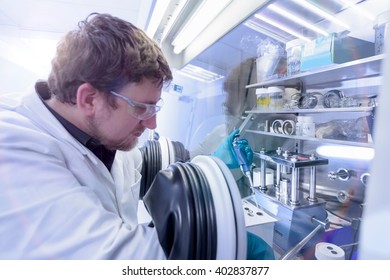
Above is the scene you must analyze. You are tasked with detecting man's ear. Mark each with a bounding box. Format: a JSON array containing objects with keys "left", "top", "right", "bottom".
[{"left": 76, "top": 83, "right": 99, "bottom": 116}]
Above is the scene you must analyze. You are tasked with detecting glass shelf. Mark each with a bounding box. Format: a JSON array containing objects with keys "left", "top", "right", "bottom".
[{"left": 246, "top": 129, "right": 373, "bottom": 148}]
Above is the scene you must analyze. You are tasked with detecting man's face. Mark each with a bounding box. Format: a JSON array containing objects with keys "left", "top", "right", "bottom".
[{"left": 88, "top": 78, "right": 162, "bottom": 151}]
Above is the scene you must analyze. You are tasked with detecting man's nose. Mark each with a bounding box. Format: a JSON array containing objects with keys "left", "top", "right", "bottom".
[{"left": 141, "top": 114, "right": 157, "bottom": 130}]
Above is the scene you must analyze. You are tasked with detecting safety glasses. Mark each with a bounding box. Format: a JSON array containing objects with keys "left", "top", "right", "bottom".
[{"left": 110, "top": 91, "right": 163, "bottom": 120}]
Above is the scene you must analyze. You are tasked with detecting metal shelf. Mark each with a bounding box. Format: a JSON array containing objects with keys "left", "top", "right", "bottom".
[
  {"left": 246, "top": 106, "right": 374, "bottom": 114},
  {"left": 246, "top": 54, "right": 384, "bottom": 89},
  {"left": 253, "top": 151, "right": 328, "bottom": 168},
  {"left": 246, "top": 129, "right": 374, "bottom": 148},
  {"left": 243, "top": 55, "right": 379, "bottom": 148}
]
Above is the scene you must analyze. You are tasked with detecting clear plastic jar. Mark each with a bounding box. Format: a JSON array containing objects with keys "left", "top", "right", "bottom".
[
  {"left": 286, "top": 39, "right": 303, "bottom": 76},
  {"left": 256, "top": 88, "right": 270, "bottom": 110},
  {"left": 268, "top": 86, "right": 284, "bottom": 110}
]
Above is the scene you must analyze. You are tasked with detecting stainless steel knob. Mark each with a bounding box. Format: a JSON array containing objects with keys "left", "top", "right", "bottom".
[
  {"left": 360, "top": 173, "right": 370, "bottom": 186},
  {"left": 328, "top": 168, "right": 351, "bottom": 181},
  {"left": 337, "top": 190, "right": 350, "bottom": 203}
]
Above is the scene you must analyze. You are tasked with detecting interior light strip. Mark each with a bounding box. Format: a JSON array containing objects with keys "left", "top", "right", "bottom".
[
  {"left": 146, "top": 0, "right": 171, "bottom": 38},
  {"left": 172, "top": 0, "right": 233, "bottom": 54},
  {"left": 316, "top": 145, "right": 375, "bottom": 160},
  {"left": 268, "top": 4, "right": 329, "bottom": 36},
  {"left": 293, "top": 0, "right": 350, "bottom": 30},
  {"left": 176, "top": 64, "right": 224, "bottom": 83},
  {"left": 254, "top": 13, "right": 311, "bottom": 42},
  {"left": 160, "top": 0, "right": 188, "bottom": 42},
  {"left": 338, "top": 0, "right": 375, "bottom": 21},
  {"left": 244, "top": 20, "right": 289, "bottom": 43}
]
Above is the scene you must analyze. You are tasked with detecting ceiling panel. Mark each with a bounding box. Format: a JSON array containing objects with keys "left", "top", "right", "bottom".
[
  {"left": 0, "top": 0, "right": 155, "bottom": 80},
  {"left": 0, "top": 0, "right": 154, "bottom": 34}
]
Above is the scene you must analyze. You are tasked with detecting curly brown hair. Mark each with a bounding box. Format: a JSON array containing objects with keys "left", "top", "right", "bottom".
[{"left": 48, "top": 13, "right": 172, "bottom": 105}]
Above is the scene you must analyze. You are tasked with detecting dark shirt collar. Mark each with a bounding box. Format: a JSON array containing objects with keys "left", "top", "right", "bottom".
[{"left": 36, "top": 81, "right": 116, "bottom": 170}]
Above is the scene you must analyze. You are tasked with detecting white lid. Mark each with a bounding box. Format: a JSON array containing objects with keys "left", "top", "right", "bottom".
[
  {"left": 374, "top": 10, "right": 390, "bottom": 27},
  {"left": 303, "top": 116, "right": 313, "bottom": 123},
  {"left": 267, "top": 86, "right": 284, "bottom": 93},
  {"left": 256, "top": 88, "right": 268, "bottom": 96},
  {"left": 315, "top": 242, "right": 345, "bottom": 260},
  {"left": 286, "top": 39, "right": 304, "bottom": 49},
  {"left": 253, "top": 167, "right": 274, "bottom": 174}
]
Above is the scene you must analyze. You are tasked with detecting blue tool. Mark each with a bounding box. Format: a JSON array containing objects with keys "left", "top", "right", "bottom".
[
  {"left": 232, "top": 134, "right": 260, "bottom": 207},
  {"left": 233, "top": 134, "right": 259, "bottom": 207},
  {"left": 232, "top": 137, "right": 254, "bottom": 187}
]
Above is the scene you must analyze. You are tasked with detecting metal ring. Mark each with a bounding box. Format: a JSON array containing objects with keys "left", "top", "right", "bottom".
[
  {"left": 298, "top": 93, "right": 318, "bottom": 109},
  {"left": 282, "top": 120, "right": 296, "bottom": 135},
  {"left": 271, "top": 119, "right": 283, "bottom": 134},
  {"left": 323, "top": 89, "right": 345, "bottom": 108}
]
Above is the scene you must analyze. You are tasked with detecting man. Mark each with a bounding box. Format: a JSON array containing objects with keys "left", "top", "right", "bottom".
[
  {"left": 0, "top": 13, "right": 172, "bottom": 259},
  {"left": 0, "top": 13, "right": 273, "bottom": 260}
]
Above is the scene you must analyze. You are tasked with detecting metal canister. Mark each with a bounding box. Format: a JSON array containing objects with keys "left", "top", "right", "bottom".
[{"left": 279, "top": 178, "right": 290, "bottom": 198}]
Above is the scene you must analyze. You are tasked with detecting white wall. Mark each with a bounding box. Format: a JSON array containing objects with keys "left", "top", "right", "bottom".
[
  {"left": 0, "top": 57, "right": 41, "bottom": 94},
  {"left": 0, "top": 30, "right": 56, "bottom": 94}
]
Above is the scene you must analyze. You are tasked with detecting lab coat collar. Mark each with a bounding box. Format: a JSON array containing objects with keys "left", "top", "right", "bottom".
[{"left": 21, "top": 87, "right": 101, "bottom": 165}]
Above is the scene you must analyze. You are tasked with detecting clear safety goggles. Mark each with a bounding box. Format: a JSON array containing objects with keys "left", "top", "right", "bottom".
[{"left": 110, "top": 91, "right": 163, "bottom": 120}]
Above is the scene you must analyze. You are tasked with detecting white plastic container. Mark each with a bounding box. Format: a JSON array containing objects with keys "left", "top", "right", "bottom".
[
  {"left": 301, "top": 116, "right": 315, "bottom": 137},
  {"left": 268, "top": 86, "right": 284, "bottom": 110},
  {"left": 374, "top": 11, "right": 390, "bottom": 55},
  {"left": 295, "top": 116, "right": 304, "bottom": 136},
  {"left": 315, "top": 242, "right": 345, "bottom": 260},
  {"left": 253, "top": 168, "right": 274, "bottom": 187},
  {"left": 286, "top": 39, "right": 303, "bottom": 76}
]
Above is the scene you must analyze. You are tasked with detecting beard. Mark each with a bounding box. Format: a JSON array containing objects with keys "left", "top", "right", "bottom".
[
  {"left": 109, "top": 136, "right": 139, "bottom": 151},
  {"left": 86, "top": 115, "right": 140, "bottom": 151}
]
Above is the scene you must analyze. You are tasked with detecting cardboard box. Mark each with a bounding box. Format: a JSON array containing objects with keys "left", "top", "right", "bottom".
[{"left": 300, "top": 33, "right": 374, "bottom": 71}]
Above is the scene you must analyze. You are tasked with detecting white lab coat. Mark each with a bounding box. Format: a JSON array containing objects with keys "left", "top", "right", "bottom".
[{"left": 0, "top": 89, "right": 166, "bottom": 259}]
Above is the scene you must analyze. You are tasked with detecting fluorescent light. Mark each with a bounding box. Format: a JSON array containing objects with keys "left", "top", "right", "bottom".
[
  {"left": 160, "top": 0, "right": 188, "bottom": 42},
  {"left": 172, "top": 0, "right": 233, "bottom": 54},
  {"left": 254, "top": 13, "right": 311, "bottom": 42},
  {"left": 244, "top": 20, "right": 289, "bottom": 43},
  {"left": 338, "top": 0, "right": 375, "bottom": 21},
  {"left": 268, "top": 4, "right": 329, "bottom": 36},
  {"left": 146, "top": 0, "right": 171, "bottom": 38},
  {"left": 176, "top": 64, "right": 224, "bottom": 83},
  {"left": 294, "top": 0, "right": 350, "bottom": 30},
  {"left": 316, "top": 145, "right": 374, "bottom": 161}
]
